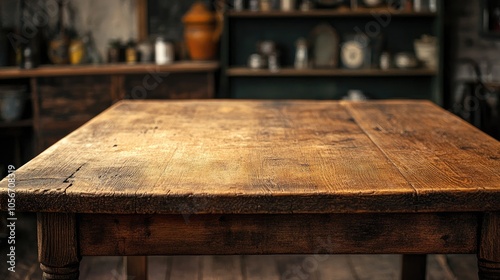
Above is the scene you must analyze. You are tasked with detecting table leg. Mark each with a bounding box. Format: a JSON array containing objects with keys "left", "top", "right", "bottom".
[
  {"left": 126, "top": 256, "right": 148, "bottom": 280},
  {"left": 401, "top": 254, "right": 426, "bottom": 280},
  {"left": 478, "top": 212, "right": 500, "bottom": 280},
  {"left": 37, "top": 213, "right": 80, "bottom": 280}
]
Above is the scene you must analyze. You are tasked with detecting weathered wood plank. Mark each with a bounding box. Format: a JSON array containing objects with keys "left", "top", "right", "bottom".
[
  {"left": 110, "top": 75, "right": 126, "bottom": 102},
  {"left": 37, "top": 76, "right": 112, "bottom": 151},
  {"left": 0, "top": 62, "right": 219, "bottom": 79},
  {"left": 344, "top": 100, "right": 500, "bottom": 212},
  {"left": 79, "top": 213, "right": 477, "bottom": 256},
  {"left": 2, "top": 100, "right": 499, "bottom": 214},
  {"left": 1, "top": 101, "right": 420, "bottom": 214},
  {"left": 123, "top": 73, "right": 214, "bottom": 99}
]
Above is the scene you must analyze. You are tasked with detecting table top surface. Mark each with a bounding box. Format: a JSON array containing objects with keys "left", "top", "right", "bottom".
[{"left": 1, "top": 100, "right": 499, "bottom": 214}]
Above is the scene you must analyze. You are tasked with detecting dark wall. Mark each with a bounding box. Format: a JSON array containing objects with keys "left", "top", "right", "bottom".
[
  {"left": 444, "top": 0, "right": 500, "bottom": 96},
  {"left": 444, "top": 0, "right": 500, "bottom": 139}
]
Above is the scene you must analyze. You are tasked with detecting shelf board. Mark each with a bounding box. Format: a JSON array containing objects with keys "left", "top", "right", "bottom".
[
  {"left": 0, "top": 119, "right": 33, "bottom": 128},
  {"left": 227, "top": 67, "right": 438, "bottom": 77},
  {"left": 227, "top": 8, "right": 437, "bottom": 18},
  {"left": 0, "top": 61, "right": 220, "bottom": 79}
]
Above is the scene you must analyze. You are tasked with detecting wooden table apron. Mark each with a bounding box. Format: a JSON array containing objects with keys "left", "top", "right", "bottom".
[{"left": 1, "top": 100, "right": 500, "bottom": 280}]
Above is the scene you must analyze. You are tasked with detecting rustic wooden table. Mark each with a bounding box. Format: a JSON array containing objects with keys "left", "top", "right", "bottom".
[{"left": 1, "top": 100, "right": 499, "bottom": 280}]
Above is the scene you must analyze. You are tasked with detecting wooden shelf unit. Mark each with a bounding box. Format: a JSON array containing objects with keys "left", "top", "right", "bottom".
[
  {"left": 227, "top": 67, "right": 437, "bottom": 77},
  {"left": 0, "top": 61, "right": 220, "bottom": 79},
  {"left": 0, "top": 61, "right": 220, "bottom": 154},
  {"left": 221, "top": 3, "right": 444, "bottom": 103},
  {"left": 0, "top": 119, "right": 33, "bottom": 128},
  {"left": 227, "top": 9, "right": 437, "bottom": 18}
]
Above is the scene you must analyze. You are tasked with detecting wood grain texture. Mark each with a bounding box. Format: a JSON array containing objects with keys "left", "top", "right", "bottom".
[
  {"left": 110, "top": 75, "right": 126, "bottom": 102},
  {"left": 136, "top": 0, "right": 148, "bottom": 41},
  {"left": 35, "top": 72, "right": 214, "bottom": 152},
  {"left": 126, "top": 256, "right": 147, "bottom": 280},
  {"left": 37, "top": 213, "right": 80, "bottom": 280},
  {"left": 227, "top": 9, "right": 437, "bottom": 18},
  {"left": 478, "top": 212, "right": 500, "bottom": 279},
  {"left": 344, "top": 100, "right": 500, "bottom": 212},
  {"left": 226, "top": 67, "right": 437, "bottom": 77},
  {"left": 37, "top": 75, "right": 112, "bottom": 151},
  {"left": 0, "top": 100, "right": 498, "bottom": 214},
  {"left": 78, "top": 213, "right": 477, "bottom": 256},
  {"left": 123, "top": 73, "right": 214, "bottom": 99},
  {"left": 0, "top": 62, "right": 219, "bottom": 79}
]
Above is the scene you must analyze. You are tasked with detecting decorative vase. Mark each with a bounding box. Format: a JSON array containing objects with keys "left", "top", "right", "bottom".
[
  {"left": 48, "top": 0, "right": 69, "bottom": 65},
  {"left": 182, "top": 1, "right": 222, "bottom": 61}
]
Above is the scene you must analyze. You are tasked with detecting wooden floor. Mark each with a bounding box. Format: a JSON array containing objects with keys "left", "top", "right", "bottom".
[{"left": 0, "top": 213, "right": 479, "bottom": 280}]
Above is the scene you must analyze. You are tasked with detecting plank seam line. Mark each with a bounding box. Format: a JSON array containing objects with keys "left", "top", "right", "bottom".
[
  {"left": 62, "top": 163, "right": 86, "bottom": 194},
  {"left": 342, "top": 103, "right": 420, "bottom": 207}
]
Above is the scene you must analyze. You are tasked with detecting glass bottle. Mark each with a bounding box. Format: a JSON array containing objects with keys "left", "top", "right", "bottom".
[
  {"left": 108, "top": 39, "right": 121, "bottom": 63},
  {"left": 48, "top": 0, "right": 69, "bottom": 64},
  {"left": 126, "top": 39, "right": 138, "bottom": 64},
  {"left": 294, "top": 38, "right": 308, "bottom": 69}
]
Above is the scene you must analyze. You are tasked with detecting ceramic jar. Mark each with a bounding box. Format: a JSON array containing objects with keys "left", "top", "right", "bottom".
[
  {"left": 248, "top": 53, "right": 265, "bottom": 69},
  {"left": 155, "top": 36, "right": 174, "bottom": 65},
  {"left": 0, "top": 86, "right": 27, "bottom": 122},
  {"left": 281, "top": 0, "right": 295, "bottom": 11},
  {"left": 414, "top": 35, "right": 437, "bottom": 69},
  {"left": 49, "top": 33, "right": 70, "bottom": 65},
  {"left": 182, "top": 2, "right": 221, "bottom": 60}
]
